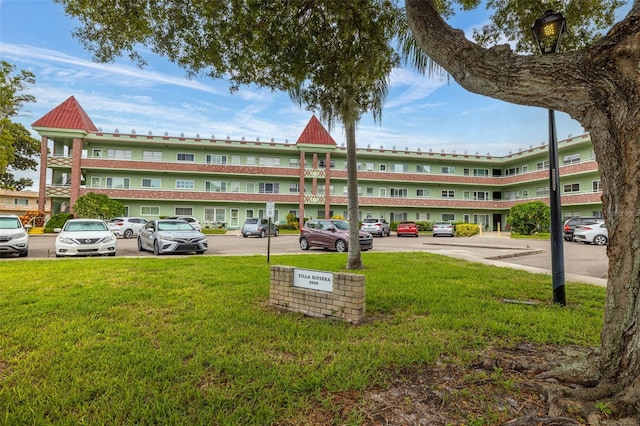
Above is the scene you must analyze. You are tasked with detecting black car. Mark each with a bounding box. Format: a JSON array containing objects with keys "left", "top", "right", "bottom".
[{"left": 562, "top": 217, "right": 602, "bottom": 241}]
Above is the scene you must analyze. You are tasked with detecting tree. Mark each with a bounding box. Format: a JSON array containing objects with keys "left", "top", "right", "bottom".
[
  {"left": 507, "top": 201, "right": 550, "bottom": 236},
  {"left": 73, "top": 192, "right": 125, "bottom": 219},
  {"left": 54, "top": 0, "right": 401, "bottom": 270},
  {"left": 0, "top": 61, "right": 40, "bottom": 190},
  {"left": 405, "top": 0, "right": 640, "bottom": 417}
]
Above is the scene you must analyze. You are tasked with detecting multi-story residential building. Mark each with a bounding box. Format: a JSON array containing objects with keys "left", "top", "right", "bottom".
[
  {"left": 32, "top": 96, "right": 602, "bottom": 230},
  {"left": 0, "top": 189, "right": 51, "bottom": 217}
]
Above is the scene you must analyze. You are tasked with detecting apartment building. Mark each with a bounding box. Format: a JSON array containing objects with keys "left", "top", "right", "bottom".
[
  {"left": 0, "top": 189, "right": 51, "bottom": 216},
  {"left": 32, "top": 96, "right": 602, "bottom": 230}
]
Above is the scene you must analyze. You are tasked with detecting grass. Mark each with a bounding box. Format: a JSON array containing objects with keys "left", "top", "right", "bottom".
[{"left": 0, "top": 252, "right": 605, "bottom": 425}]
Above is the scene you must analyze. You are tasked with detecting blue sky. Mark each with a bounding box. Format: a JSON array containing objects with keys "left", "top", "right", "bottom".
[{"left": 0, "top": 0, "right": 627, "bottom": 187}]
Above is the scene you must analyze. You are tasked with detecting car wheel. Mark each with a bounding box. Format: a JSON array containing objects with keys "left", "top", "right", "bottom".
[
  {"left": 300, "top": 237, "right": 310, "bottom": 250},
  {"left": 153, "top": 240, "right": 162, "bottom": 255},
  {"left": 196, "top": 250, "right": 205, "bottom": 254},
  {"left": 19, "top": 251, "right": 28, "bottom": 258},
  {"left": 243, "top": 234, "right": 248, "bottom": 238},
  {"left": 260, "top": 230, "right": 265, "bottom": 238},
  {"left": 124, "top": 229, "right": 134, "bottom": 239},
  {"left": 108, "top": 252, "right": 116, "bottom": 257},
  {"left": 335, "top": 240, "right": 347, "bottom": 252},
  {"left": 593, "top": 235, "right": 608, "bottom": 246},
  {"left": 274, "top": 229, "right": 279, "bottom": 237},
  {"left": 137, "top": 238, "right": 144, "bottom": 251},
  {"left": 415, "top": 233, "right": 419, "bottom": 238}
]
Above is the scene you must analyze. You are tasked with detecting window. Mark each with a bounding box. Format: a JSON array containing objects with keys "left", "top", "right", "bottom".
[
  {"left": 206, "top": 154, "right": 227, "bottom": 165},
  {"left": 441, "top": 190, "right": 455, "bottom": 198},
  {"left": 90, "top": 177, "right": 101, "bottom": 187},
  {"left": 379, "top": 164, "right": 387, "bottom": 171},
  {"left": 289, "top": 184, "right": 300, "bottom": 193},
  {"left": 505, "top": 167, "right": 519, "bottom": 176},
  {"left": 259, "top": 183, "right": 280, "bottom": 194},
  {"left": 474, "top": 168, "right": 489, "bottom": 177},
  {"left": 474, "top": 191, "right": 489, "bottom": 201},
  {"left": 318, "top": 185, "right": 335, "bottom": 195},
  {"left": 246, "top": 156, "right": 256, "bottom": 165},
  {"left": 416, "top": 189, "right": 430, "bottom": 197},
  {"left": 230, "top": 182, "right": 240, "bottom": 192},
  {"left": 318, "top": 160, "right": 335, "bottom": 169},
  {"left": 416, "top": 212, "right": 431, "bottom": 221},
  {"left": 141, "top": 206, "right": 160, "bottom": 216},
  {"left": 175, "top": 207, "right": 193, "bottom": 215},
  {"left": 563, "top": 154, "right": 580, "bottom": 165},
  {"left": 441, "top": 166, "right": 455, "bottom": 174},
  {"left": 246, "top": 182, "right": 256, "bottom": 193},
  {"left": 366, "top": 162, "right": 374, "bottom": 171},
  {"left": 463, "top": 191, "right": 470, "bottom": 200},
  {"left": 142, "top": 178, "right": 161, "bottom": 188},
  {"left": 393, "top": 164, "right": 408, "bottom": 173},
  {"left": 205, "top": 181, "right": 226, "bottom": 192},
  {"left": 258, "top": 157, "right": 280, "bottom": 166},
  {"left": 442, "top": 213, "right": 455, "bottom": 221},
  {"left": 245, "top": 209, "right": 254, "bottom": 219},
  {"left": 390, "top": 212, "right": 408, "bottom": 222},
  {"left": 342, "top": 186, "right": 363, "bottom": 195},
  {"left": 365, "top": 187, "right": 374, "bottom": 196},
  {"left": 563, "top": 183, "right": 580, "bottom": 193},
  {"left": 177, "top": 153, "right": 195, "bottom": 162},
  {"left": 14, "top": 198, "right": 28, "bottom": 206},
  {"left": 176, "top": 180, "right": 195, "bottom": 189},
  {"left": 142, "top": 151, "right": 162, "bottom": 161},
  {"left": 417, "top": 165, "right": 431, "bottom": 173},
  {"left": 464, "top": 168, "right": 470, "bottom": 176},
  {"left": 231, "top": 155, "right": 240, "bottom": 165},
  {"left": 205, "top": 207, "right": 226, "bottom": 224},
  {"left": 106, "top": 177, "right": 130, "bottom": 189},
  {"left": 522, "top": 165, "right": 529, "bottom": 173},
  {"left": 536, "top": 187, "right": 550, "bottom": 197},
  {"left": 92, "top": 149, "right": 102, "bottom": 158},
  {"left": 522, "top": 189, "right": 529, "bottom": 198},
  {"left": 593, "top": 180, "right": 602, "bottom": 192},
  {"left": 289, "top": 158, "right": 300, "bottom": 167},
  {"left": 536, "top": 160, "right": 549, "bottom": 170},
  {"left": 390, "top": 188, "right": 408, "bottom": 198},
  {"left": 106, "top": 149, "right": 131, "bottom": 160},
  {"left": 379, "top": 188, "right": 386, "bottom": 197}
]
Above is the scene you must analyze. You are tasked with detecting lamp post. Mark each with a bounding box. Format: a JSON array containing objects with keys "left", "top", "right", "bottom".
[{"left": 532, "top": 10, "right": 567, "bottom": 306}]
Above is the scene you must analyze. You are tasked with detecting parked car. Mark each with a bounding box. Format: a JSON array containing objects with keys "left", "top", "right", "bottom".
[
  {"left": 108, "top": 217, "right": 148, "bottom": 239},
  {"left": 360, "top": 218, "right": 391, "bottom": 237},
  {"left": 241, "top": 218, "right": 279, "bottom": 238},
  {"left": 299, "top": 219, "right": 373, "bottom": 252},
  {"left": 54, "top": 218, "right": 116, "bottom": 257},
  {"left": 396, "top": 221, "right": 419, "bottom": 237},
  {"left": 432, "top": 221, "right": 455, "bottom": 237},
  {"left": 166, "top": 216, "right": 202, "bottom": 231},
  {"left": 573, "top": 222, "right": 608, "bottom": 245},
  {"left": 0, "top": 214, "right": 29, "bottom": 257},
  {"left": 138, "top": 219, "right": 208, "bottom": 255},
  {"left": 563, "top": 217, "right": 601, "bottom": 241}
]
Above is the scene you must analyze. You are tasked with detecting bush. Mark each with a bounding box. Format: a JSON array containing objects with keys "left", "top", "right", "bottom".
[
  {"left": 507, "top": 201, "right": 551, "bottom": 235},
  {"left": 44, "top": 213, "right": 74, "bottom": 233},
  {"left": 455, "top": 223, "right": 480, "bottom": 237}
]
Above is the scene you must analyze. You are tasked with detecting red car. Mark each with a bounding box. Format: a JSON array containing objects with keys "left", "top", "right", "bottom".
[{"left": 396, "top": 221, "right": 419, "bottom": 237}]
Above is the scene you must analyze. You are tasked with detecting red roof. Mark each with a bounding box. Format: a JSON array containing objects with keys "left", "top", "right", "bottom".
[
  {"left": 296, "top": 115, "right": 336, "bottom": 146},
  {"left": 32, "top": 96, "right": 98, "bottom": 132}
]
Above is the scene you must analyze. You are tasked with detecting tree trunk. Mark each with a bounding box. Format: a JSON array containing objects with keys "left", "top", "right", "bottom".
[
  {"left": 345, "top": 119, "right": 363, "bottom": 270},
  {"left": 406, "top": 0, "right": 640, "bottom": 410}
]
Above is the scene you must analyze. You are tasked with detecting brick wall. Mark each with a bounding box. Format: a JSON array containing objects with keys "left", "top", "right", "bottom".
[{"left": 269, "top": 265, "right": 365, "bottom": 323}]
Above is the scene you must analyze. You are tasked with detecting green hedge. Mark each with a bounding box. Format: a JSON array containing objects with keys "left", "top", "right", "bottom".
[
  {"left": 44, "top": 213, "right": 74, "bottom": 233},
  {"left": 455, "top": 223, "right": 480, "bottom": 237}
]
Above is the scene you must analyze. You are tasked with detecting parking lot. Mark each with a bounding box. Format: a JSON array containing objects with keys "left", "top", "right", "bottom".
[{"left": 5, "top": 231, "right": 608, "bottom": 286}]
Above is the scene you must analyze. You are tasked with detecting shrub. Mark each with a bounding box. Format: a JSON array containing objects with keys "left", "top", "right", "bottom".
[
  {"left": 455, "top": 223, "right": 480, "bottom": 237},
  {"left": 507, "top": 201, "right": 551, "bottom": 235},
  {"left": 19, "top": 211, "right": 45, "bottom": 227},
  {"left": 44, "top": 213, "right": 74, "bottom": 233}
]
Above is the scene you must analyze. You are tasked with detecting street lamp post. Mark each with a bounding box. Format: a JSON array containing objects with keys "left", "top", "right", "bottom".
[{"left": 532, "top": 10, "right": 567, "bottom": 306}]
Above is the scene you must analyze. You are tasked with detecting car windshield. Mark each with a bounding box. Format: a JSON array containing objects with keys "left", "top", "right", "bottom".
[
  {"left": 330, "top": 220, "right": 349, "bottom": 230},
  {"left": 0, "top": 217, "right": 21, "bottom": 229},
  {"left": 363, "top": 219, "right": 378, "bottom": 223},
  {"left": 245, "top": 219, "right": 259, "bottom": 224},
  {"left": 65, "top": 221, "right": 108, "bottom": 232},
  {"left": 157, "top": 221, "right": 194, "bottom": 231}
]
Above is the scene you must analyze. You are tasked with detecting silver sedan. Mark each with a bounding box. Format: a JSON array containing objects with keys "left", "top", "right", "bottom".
[{"left": 138, "top": 219, "right": 208, "bottom": 255}]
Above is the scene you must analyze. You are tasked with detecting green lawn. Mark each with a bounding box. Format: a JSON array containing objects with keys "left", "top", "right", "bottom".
[{"left": 0, "top": 252, "right": 605, "bottom": 424}]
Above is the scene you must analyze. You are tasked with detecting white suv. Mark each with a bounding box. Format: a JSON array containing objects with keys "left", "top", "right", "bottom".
[
  {"left": 166, "top": 216, "right": 202, "bottom": 231},
  {"left": 0, "top": 214, "right": 29, "bottom": 257}
]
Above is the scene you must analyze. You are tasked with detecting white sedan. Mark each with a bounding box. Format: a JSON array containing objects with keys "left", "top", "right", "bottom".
[
  {"left": 55, "top": 219, "right": 117, "bottom": 257},
  {"left": 137, "top": 219, "right": 208, "bottom": 255},
  {"left": 573, "top": 222, "right": 608, "bottom": 245}
]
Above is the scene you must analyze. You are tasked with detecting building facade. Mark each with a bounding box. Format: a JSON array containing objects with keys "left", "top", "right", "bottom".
[
  {"left": 0, "top": 189, "right": 51, "bottom": 217},
  {"left": 33, "top": 96, "right": 602, "bottom": 230}
]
